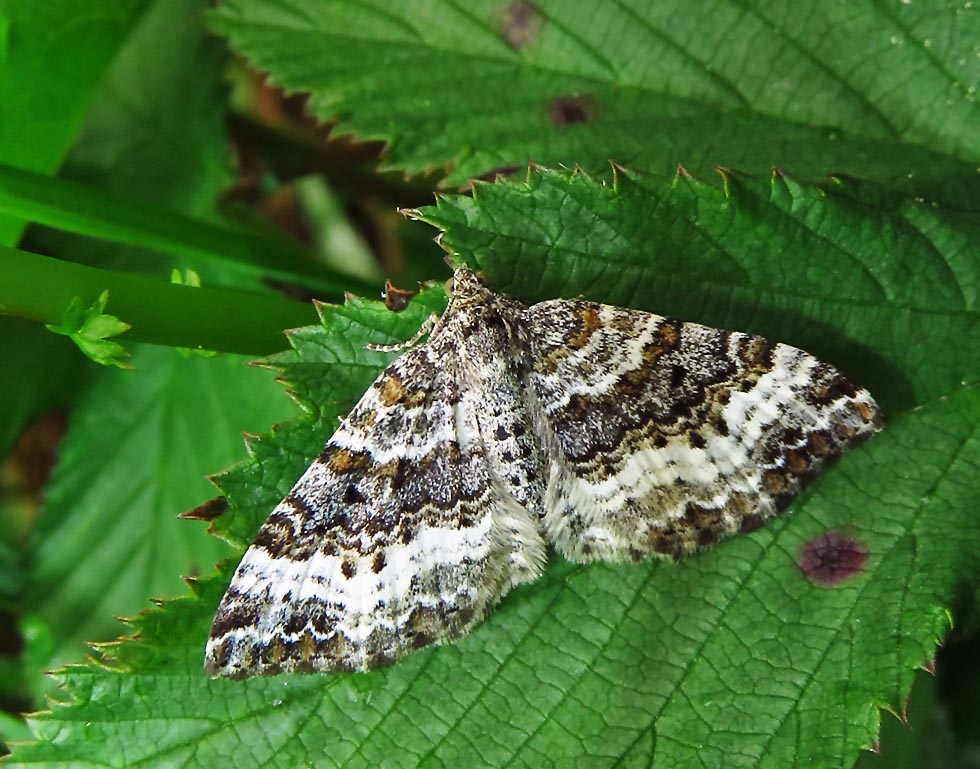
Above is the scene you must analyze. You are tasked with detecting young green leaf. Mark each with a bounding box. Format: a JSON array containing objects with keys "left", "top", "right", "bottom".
[
  {"left": 210, "top": 0, "right": 980, "bottom": 203},
  {"left": 171, "top": 268, "right": 203, "bottom": 288},
  {"left": 45, "top": 290, "right": 133, "bottom": 369}
]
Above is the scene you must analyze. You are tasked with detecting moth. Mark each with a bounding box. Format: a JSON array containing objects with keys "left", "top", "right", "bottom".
[{"left": 206, "top": 265, "right": 880, "bottom": 678}]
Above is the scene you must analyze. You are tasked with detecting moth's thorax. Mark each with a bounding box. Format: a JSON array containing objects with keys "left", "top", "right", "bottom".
[
  {"left": 444, "top": 265, "right": 487, "bottom": 305},
  {"left": 437, "top": 268, "right": 529, "bottom": 370},
  {"left": 435, "top": 269, "right": 547, "bottom": 519}
]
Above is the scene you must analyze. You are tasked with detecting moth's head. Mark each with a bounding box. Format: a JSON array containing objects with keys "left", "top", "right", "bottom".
[{"left": 445, "top": 264, "right": 490, "bottom": 307}]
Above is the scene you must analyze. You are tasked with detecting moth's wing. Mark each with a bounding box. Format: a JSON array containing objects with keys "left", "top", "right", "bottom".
[
  {"left": 525, "top": 299, "right": 881, "bottom": 561},
  {"left": 206, "top": 342, "right": 545, "bottom": 678}
]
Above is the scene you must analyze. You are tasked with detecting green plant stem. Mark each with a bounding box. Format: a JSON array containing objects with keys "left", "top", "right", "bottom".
[
  {"left": 0, "top": 246, "right": 318, "bottom": 354},
  {"left": 0, "top": 162, "right": 376, "bottom": 296}
]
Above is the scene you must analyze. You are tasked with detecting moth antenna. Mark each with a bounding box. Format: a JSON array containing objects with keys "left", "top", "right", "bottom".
[{"left": 366, "top": 313, "right": 440, "bottom": 352}]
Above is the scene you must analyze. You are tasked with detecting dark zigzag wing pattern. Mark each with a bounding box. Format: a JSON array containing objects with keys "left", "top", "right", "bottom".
[
  {"left": 524, "top": 299, "right": 881, "bottom": 561},
  {"left": 205, "top": 335, "right": 545, "bottom": 677}
]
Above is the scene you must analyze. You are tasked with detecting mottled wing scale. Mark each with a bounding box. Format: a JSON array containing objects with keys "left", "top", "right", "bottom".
[
  {"left": 207, "top": 265, "right": 880, "bottom": 678},
  {"left": 525, "top": 299, "right": 880, "bottom": 561},
  {"left": 206, "top": 338, "right": 544, "bottom": 677}
]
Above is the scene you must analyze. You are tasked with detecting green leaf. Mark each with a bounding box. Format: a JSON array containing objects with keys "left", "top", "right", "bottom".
[
  {"left": 418, "top": 167, "right": 978, "bottom": 413},
  {"left": 0, "top": 709, "right": 32, "bottom": 750},
  {"left": 170, "top": 268, "right": 203, "bottom": 288},
  {"left": 210, "top": 0, "right": 980, "bottom": 203},
  {"left": 21, "top": 345, "right": 298, "bottom": 687},
  {"left": 45, "top": 290, "right": 133, "bottom": 369},
  {"left": 62, "top": 0, "right": 229, "bottom": 217},
  {"left": 7, "top": 207, "right": 979, "bottom": 767},
  {"left": 0, "top": 0, "right": 152, "bottom": 245}
]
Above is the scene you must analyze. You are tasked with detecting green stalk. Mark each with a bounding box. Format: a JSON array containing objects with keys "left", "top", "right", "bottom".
[
  {"left": 0, "top": 246, "right": 318, "bottom": 355},
  {"left": 0, "top": 162, "right": 376, "bottom": 296}
]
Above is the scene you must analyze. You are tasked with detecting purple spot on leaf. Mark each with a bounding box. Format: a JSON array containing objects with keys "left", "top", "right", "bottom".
[
  {"left": 549, "top": 95, "right": 594, "bottom": 126},
  {"left": 500, "top": 1, "right": 543, "bottom": 49},
  {"left": 798, "top": 530, "right": 867, "bottom": 586}
]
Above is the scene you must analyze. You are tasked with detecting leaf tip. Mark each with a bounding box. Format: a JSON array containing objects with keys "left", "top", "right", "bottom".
[
  {"left": 383, "top": 279, "right": 418, "bottom": 312},
  {"left": 712, "top": 165, "right": 732, "bottom": 197},
  {"left": 179, "top": 496, "right": 230, "bottom": 522}
]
